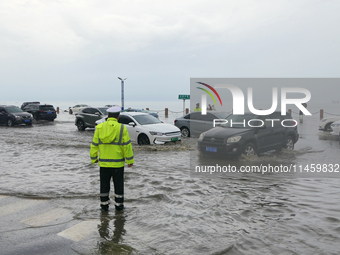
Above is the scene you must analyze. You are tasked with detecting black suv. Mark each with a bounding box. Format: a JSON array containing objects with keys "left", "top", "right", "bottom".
[
  {"left": 23, "top": 104, "right": 57, "bottom": 121},
  {"left": 75, "top": 107, "right": 108, "bottom": 131},
  {"left": 198, "top": 112, "right": 299, "bottom": 157},
  {"left": 0, "top": 105, "right": 33, "bottom": 126}
]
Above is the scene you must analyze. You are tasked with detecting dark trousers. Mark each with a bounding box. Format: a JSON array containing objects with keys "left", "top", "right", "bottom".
[{"left": 100, "top": 167, "right": 124, "bottom": 210}]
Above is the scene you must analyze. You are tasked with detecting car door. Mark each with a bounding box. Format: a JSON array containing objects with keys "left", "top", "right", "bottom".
[
  {"left": 255, "top": 116, "right": 275, "bottom": 152},
  {"left": 91, "top": 108, "right": 105, "bottom": 125},
  {"left": 190, "top": 112, "right": 215, "bottom": 135},
  {"left": 197, "top": 113, "right": 216, "bottom": 134},
  {"left": 118, "top": 115, "right": 137, "bottom": 143},
  {"left": 81, "top": 108, "right": 94, "bottom": 126},
  {"left": 189, "top": 112, "right": 202, "bottom": 135},
  {"left": 269, "top": 112, "right": 286, "bottom": 148}
]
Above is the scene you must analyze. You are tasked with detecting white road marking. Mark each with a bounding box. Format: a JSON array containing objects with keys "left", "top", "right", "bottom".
[
  {"left": 0, "top": 195, "right": 9, "bottom": 199},
  {"left": 57, "top": 220, "right": 98, "bottom": 242},
  {"left": 21, "top": 208, "right": 71, "bottom": 227},
  {"left": 0, "top": 199, "right": 45, "bottom": 217}
]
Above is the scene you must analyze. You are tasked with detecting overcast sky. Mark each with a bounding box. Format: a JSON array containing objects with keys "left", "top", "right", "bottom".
[{"left": 1, "top": 0, "right": 339, "bottom": 108}]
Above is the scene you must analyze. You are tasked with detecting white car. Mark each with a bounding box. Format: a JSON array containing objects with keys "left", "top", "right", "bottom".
[
  {"left": 330, "top": 120, "right": 340, "bottom": 136},
  {"left": 95, "top": 112, "right": 181, "bottom": 145},
  {"left": 319, "top": 116, "right": 340, "bottom": 132},
  {"left": 69, "top": 104, "right": 89, "bottom": 114}
]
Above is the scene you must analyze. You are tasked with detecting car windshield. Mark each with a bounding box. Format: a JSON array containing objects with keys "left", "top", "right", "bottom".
[
  {"left": 223, "top": 114, "right": 259, "bottom": 128},
  {"left": 213, "top": 112, "right": 230, "bottom": 119},
  {"left": 133, "top": 114, "right": 162, "bottom": 125},
  {"left": 6, "top": 106, "right": 23, "bottom": 113},
  {"left": 124, "top": 109, "right": 141, "bottom": 112},
  {"left": 98, "top": 108, "right": 108, "bottom": 115},
  {"left": 40, "top": 105, "right": 55, "bottom": 111}
]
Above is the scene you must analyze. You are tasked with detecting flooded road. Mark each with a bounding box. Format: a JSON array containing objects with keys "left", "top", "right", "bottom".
[{"left": 1, "top": 112, "right": 340, "bottom": 254}]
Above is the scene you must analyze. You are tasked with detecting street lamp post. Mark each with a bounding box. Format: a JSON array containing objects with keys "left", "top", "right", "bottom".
[{"left": 118, "top": 77, "right": 127, "bottom": 110}]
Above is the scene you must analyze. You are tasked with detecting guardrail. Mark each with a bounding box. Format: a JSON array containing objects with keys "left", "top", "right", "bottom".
[{"left": 288, "top": 109, "right": 340, "bottom": 120}]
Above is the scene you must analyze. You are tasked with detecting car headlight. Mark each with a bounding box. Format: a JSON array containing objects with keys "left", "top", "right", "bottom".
[
  {"left": 198, "top": 133, "right": 205, "bottom": 142},
  {"left": 30, "top": 114, "right": 33, "bottom": 119},
  {"left": 331, "top": 124, "right": 340, "bottom": 127},
  {"left": 15, "top": 116, "right": 21, "bottom": 119},
  {"left": 149, "top": 131, "right": 165, "bottom": 136},
  {"left": 227, "top": 136, "right": 242, "bottom": 143}
]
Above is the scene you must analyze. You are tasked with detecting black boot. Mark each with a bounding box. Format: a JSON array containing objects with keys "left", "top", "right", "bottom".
[
  {"left": 101, "top": 204, "right": 109, "bottom": 211},
  {"left": 115, "top": 205, "right": 124, "bottom": 211}
]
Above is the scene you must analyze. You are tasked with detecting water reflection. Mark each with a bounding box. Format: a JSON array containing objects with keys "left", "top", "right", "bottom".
[{"left": 97, "top": 211, "right": 134, "bottom": 254}]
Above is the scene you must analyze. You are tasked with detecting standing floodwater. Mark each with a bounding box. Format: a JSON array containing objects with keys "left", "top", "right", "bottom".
[{"left": 0, "top": 111, "right": 340, "bottom": 254}]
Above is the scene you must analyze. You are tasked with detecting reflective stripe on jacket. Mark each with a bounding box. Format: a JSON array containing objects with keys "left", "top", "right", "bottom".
[{"left": 90, "top": 118, "right": 134, "bottom": 167}]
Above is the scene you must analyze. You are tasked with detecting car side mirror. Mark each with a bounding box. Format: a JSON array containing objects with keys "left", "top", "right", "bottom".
[{"left": 128, "top": 122, "right": 136, "bottom": 127}]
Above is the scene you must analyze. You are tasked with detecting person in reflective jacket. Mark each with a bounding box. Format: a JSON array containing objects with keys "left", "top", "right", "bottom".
[{"left": 90, "top": 106, "right": 134, "bottom": 211}]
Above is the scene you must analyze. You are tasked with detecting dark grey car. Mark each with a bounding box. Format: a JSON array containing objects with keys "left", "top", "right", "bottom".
[
  {"left": 75, "top": 107, "right": 108, "bottom": 131},
  {"left": 198, "top": 112, "right": 299, "bottom": 157},
  {"left": 174, "top": 111, "right": 230, "bottom": 137},
  {"left": 0, "top": 105, "right": 33, "bottom": 126}
]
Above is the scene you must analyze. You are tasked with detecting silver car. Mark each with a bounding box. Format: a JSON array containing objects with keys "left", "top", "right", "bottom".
[
  {"left": 75, "top": 107, "right": 108, "bottom": 131},
  {"left": 174, "top": 111, "right": 230, "bottom": 137}
]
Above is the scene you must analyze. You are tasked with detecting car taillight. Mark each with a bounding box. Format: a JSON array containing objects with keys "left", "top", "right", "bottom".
[
  {"left": 174, "top": 120, "right": 177, "bottom": 124},
  {"left": 39, "top": 111, "right": 44, "bottom": 113}
]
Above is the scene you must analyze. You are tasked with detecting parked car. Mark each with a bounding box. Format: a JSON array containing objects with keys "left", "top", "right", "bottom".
[
  {"left": 319, "top": 116, "right": 340, "bottom": 132},
  {"left": 21, "top": 101, "right": 40, "bottom": 110},
  {"left": 122, "top": 108, "right": 159, "bottom": 118},
  {"left": 69, "top": 104, "right": 89, "bottom": 114},
  {"left": 95, "top": 112, "right": 181, "bottom": 145},
  {"left": 104, "top": 104, "right": 119, "bottom": 108},
  {"left": 0, "top": 105, "right": 33, "bottom": 126},
  {"left": 174, "top": 111, "right": 230, "bottom": 137},
  {"left": 197, "top": 111, "right": 299, "bottom": 157},
  {"left": 22, "top": 104, "right": 57, "bottom": 121},
  {"left": 75, "top": 107, "right": 108, "bottom": 131},
  {"left": 330, "top": 120, "right": 340, "bottom": 136}
]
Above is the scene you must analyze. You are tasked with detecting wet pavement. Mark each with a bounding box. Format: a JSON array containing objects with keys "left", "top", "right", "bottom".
[{"left": 0, "top": 111, "right": 340, "bottom": 254}]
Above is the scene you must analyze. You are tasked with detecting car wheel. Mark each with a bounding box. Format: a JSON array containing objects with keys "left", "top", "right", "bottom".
[
  {"left": 7, "top": 119, "right": 13, "bottom": 127},
  {"left": 324, "top": 123, "right": 333, "bottom": 132},
  {"left": 285, "top": 136, "right": 294, "bottom": 150},
  {"left": 138, "top": 134, "right": 150, "bottom": 145},
  {"left": 181, "top": 127, "right": 190, "bottom": 137},
  {"left": 77, "top": 120, "right": 86, "bottom": 131},
  {"left": 242, "top": 143, "right": 256, "bottom": 156}
]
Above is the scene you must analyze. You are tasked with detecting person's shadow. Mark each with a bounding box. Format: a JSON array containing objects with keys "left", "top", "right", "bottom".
[{"left": 97, "top": 211, "right": 134, "bottom": 254}]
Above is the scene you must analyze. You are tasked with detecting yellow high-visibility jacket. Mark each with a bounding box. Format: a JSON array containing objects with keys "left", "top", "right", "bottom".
[{"left": 90, "top": 118, "right": 134, "bottom": 167}]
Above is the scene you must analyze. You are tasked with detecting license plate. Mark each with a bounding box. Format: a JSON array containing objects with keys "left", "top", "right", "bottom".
[
  {"left": 171, "top": 138, "right": 178, "bottom": 141},
  {"left": 206, "top": 147, "right": 217, "bottom": 152},
  {"left": 24, "top": 119, "right": 30, "bottom": 123},
  {"left": 47, "top": 112, "right": 52, "bottom": 114}
]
